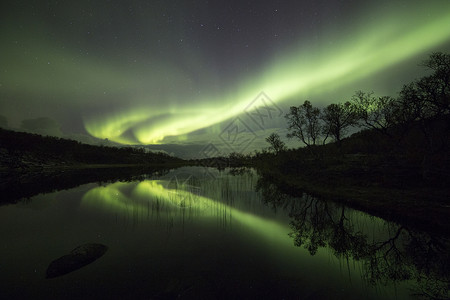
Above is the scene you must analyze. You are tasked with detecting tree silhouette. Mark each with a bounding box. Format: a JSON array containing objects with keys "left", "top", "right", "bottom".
[
  {"left": 265, "top": 132, "right": 286, "bottom": 154},
  {"left": 397, "top": 52, "right": 449, "bottom": 125},
  {"left": 351, "top": 91, "right": 399, "bottom": 137},
  {"left": 397, "top": 52, "right": 450, "bottom": 181},
  {"left": 321, "top": 101, "right": 359, "bottom": 145},
  {"left": 419, "top": 52, "right": 450, "bottom": 115},
  {"left": 285, "top": 100, "right": 322, "bottom": 148}
]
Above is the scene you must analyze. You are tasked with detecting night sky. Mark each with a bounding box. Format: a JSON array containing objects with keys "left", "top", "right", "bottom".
[{"left": 1, "top": 0, "right": 449, "bottom": 156}]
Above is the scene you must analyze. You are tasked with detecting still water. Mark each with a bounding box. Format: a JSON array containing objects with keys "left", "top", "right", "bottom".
[{"left": 0, "top": 167, "right": 448, "bottom": 299}]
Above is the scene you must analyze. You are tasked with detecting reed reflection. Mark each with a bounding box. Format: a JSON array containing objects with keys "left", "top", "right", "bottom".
[{"left": 81, "top": 176, "right": 293, "bottom": 246}]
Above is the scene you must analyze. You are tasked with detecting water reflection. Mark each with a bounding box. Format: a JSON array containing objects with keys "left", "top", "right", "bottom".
[
  {"left": 82, "top": 180, "right": 215, "bottom": 218},
  {"left": 0, "top": 166, "right": 169, "bottom": 204},
  {"left": 81, "top": 174, "right": 292, "bottom": 246},
  {"left": 256, "top": 177, "right": 450, "bottom": 299},
  {"left": 2, "top": 166, "right": 448, "bottom": 298}
]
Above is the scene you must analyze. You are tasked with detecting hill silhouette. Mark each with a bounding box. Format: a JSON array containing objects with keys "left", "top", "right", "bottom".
[{"left": 0, "top": 128, "right": 183, "bottom": 171}]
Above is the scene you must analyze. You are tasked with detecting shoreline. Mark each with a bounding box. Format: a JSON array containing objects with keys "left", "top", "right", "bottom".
[
  {"left": 2, "top": 161, "right": 449, "bottom": 235},
  {"left": 0, "top": 163, "right": 181, "bottom": 205},
  {"left": 256, "top": 166, "right": 450, "bottom": 235}
]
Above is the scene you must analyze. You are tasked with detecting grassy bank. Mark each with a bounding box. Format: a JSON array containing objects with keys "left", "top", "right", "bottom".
[{"left": 255, "top": 156, "right": 450, "bottom": 235}]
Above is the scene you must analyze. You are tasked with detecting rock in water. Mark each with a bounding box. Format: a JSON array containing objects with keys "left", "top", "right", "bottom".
[{"left": 46, "top": 243, "right": 108, "bottom": 279}]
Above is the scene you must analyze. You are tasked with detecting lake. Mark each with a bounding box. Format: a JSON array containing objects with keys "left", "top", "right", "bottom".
[{"left": 0, "top": 166, "right": 448, "bottom": 299}]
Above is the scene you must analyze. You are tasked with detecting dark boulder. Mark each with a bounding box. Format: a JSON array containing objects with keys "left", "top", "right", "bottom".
[{"left": 46, "top": 243, "right": 108, "bottom": 279}]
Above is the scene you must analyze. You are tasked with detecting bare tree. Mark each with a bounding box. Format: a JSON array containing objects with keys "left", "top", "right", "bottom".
[
  {"left": 405, "top": 52, "right": 450, "bottom": 118},
  {"left": 351, "top": 91, "right": 399, "bottom": 137},
  {"left": 397, "top": 52, "right": 450, "bottom": 140},
  {"left": 397, "top": 52, "right": 450, "bottom": 181},
  {"left": 321, "top": 101, "right": 359, "bottom": 145},
  {"left": 285, "top": 100, "right": 322, "bottom": 147},
  {"left": 420, "top": 52, "right": 450, "bottom": 101},
  {"left": 265, "top": 132, "right": 286, "bottom": 154}
]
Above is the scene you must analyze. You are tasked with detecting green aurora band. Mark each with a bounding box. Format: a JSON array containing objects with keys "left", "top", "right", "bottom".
[
  {"left": 1, "top": 3, "right": 449, "bottom": 144},
  {"left": 82, "top": 6, "right": 450, "bottom": 144}
]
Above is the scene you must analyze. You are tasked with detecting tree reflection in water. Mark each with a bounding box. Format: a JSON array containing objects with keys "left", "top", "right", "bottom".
[{"left": 256, "top": 177, "right": 449, "bottom": 299}]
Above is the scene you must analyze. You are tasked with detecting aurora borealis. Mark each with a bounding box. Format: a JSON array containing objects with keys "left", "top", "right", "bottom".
[{"left": 1, "top": 1, "right": 449, "bottom": 155}]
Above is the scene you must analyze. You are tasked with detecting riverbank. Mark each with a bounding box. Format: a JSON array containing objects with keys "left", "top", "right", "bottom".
[
  {"left": 0, "top": 163, "right": 181, "bottom": 205},
  {"left": 2, "top": 156, "right": 449, "bottom": 235},
  {"left": 256, "top": 161, "right": 450, "bottom": 235}
]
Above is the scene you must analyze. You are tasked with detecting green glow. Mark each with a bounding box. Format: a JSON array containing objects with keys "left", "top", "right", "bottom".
[
  {"left": 82, "top": 4, "right": 450, "bottom": 144},
  {"left": 1, "top": 3, "right": 448, "bottom": 143},
  {"left": 81, "top": 182, "right": 136, "bottom": 212},
  {"left": 82, "top": 180, "right": 223, "bottom": 215},
  {"left": 81, "top": 180, "right": 291, "bottom": 242}
]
